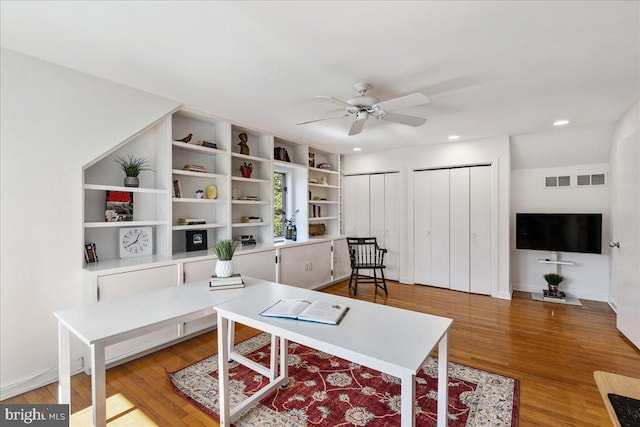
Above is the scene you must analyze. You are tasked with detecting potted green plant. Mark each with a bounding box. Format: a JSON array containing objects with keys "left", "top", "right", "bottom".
[
  {"left": 544, "top": 273, "right": 565, "bottom": 293},
  {"left": 113, "top": 154, "right": 154, "bottom": 187},
  {"left": 213, "top": 239, "right": 238, "bottom": 278}
]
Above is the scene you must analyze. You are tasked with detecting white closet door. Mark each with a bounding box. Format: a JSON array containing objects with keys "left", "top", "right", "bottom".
[
  {"left": 449, "top": 168, "right": 470, "bottom": 292},
  {"left": 384, "top": 172, "right": 400, "bottom": 281},
  {"left": 430, "top": 169, "right": 450, "bottom": 288},
  {"left": 470, "top": 166, "right": 492, "bottom": 295},
  {"left": 369, "top": 174, "right": 386, "bottom": 242},
  {"left": 343, "top": 175, "right": 370, "bottom": 237},
  {"left": 413, "top": 170, "right": 432, "bottom": 285}
]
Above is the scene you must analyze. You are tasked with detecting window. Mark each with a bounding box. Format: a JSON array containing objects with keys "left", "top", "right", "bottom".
[{"left": 273, "top": 172, "right": 287, "bottom": 238}]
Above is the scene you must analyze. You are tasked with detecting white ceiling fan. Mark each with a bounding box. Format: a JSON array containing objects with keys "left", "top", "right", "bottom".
[{"left": 297, "top": 82, "right": 430, "bottom": 136}]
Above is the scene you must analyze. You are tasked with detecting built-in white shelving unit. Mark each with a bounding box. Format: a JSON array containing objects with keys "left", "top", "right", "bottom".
[{"left": 82, "top": 107, "right": 342, "bottom": 266}]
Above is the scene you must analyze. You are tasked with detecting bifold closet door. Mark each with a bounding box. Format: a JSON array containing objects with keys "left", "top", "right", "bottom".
[
  {"left": 369, "top": 174, "right": 386, "bottom": 243},
  {"left": 414, "top": 169, "right": 449, "bottom": 288},
  {"left": 413, "top": 170, "right": 431, "bottom": 285},
  {"left": 384, "top": 173, "right": 400, "bottom": 281},
  {"left": 449, "top": 168, "right": 471, "bottom": 292},
  {"left": 343, "top": 175, "right": 370, "bottom": 237},
  {"left": 470, "top": 166, "right": 491, "bottom": 294}
]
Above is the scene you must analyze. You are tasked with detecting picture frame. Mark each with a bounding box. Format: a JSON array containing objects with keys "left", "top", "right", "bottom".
[{"left": 185, "top": 229, "right": 208, "bottom": 252}]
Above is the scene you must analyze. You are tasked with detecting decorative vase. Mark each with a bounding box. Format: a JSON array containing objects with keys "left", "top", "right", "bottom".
[
  {"left": 206, "top": 185, "right": 218, "bottom": 199},
  {"left": 124, "top": 176, "right": 139, "bottom": 187},
  {"left": 240, "top": 166, "right": 253, "bottom": 178},
  {"left": 215, "top": 260, "right": 233, "bottom": 278}
]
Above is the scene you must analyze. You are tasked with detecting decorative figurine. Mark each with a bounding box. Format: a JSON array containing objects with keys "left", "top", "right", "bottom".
[
  {"left": 195, "top": 189, "right": 204, "bottom": 199},
  {"left": 238, "top": 132, "right": 250, "bottom": 155},
  {"left": 175, "top": 133, "right": 193, "bottom": 143}
]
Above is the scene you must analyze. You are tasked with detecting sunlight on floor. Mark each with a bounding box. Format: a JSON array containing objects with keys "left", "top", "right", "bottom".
[{"left": 70, "top": 393, "right": 159, "bottom": 426}]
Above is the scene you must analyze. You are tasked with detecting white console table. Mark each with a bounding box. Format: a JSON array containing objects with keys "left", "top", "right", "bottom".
[
  {"left": 54, "top": 279, "right": 260, "bottom": 427},
  {"left": 215, "top": 283, "right": 453, "bottom": 427}
]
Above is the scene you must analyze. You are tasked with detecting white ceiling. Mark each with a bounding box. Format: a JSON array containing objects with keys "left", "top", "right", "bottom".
[{"left": 1, "top": 1, "right": 638, "bottom": 166}]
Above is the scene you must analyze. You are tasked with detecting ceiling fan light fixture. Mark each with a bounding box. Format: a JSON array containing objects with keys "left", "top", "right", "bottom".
[{"left": 356, "top": 111, "right": 369, "bottom": 121}]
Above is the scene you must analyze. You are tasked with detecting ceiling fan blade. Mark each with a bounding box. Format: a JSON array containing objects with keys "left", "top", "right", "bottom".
[
  {"left": 381, "top": 112, "right": 427, "bottom": 127},
  {"left": 374, "top": 93, "right": 430, "bottom": 111},
  {"left": 316, "top": 95, "right": 353, "bottom": 107},
  {"left": 296, "top": 113, "right": 349, "bottom": 125},
  {"left": 348, "top": 119, "right": 366, "bottom": 136}
]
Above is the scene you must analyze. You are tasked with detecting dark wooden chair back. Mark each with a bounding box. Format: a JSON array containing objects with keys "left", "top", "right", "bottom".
[{"left": 346, "top": 237, "right": 388, "bottom": 296}]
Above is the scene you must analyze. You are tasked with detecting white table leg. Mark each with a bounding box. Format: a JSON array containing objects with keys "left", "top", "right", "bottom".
[
  {"left": 437, "top": 333, "right": 448, "bottom": 427},
  {"left": 400, "top": 370, "right": 416, "bottom": 427},
  {"left": 269, "top": 334, "right": 278, "bottom": 380},
  {"left": 217, "top": 312, "right": 230, "bottom": 427},
  {"left": 227, "top": 320, "right": 235, "bottom": 357},
  {"left": 90, "top": 341, "right": 106, "bottom": 427},
  {"left": 280, "top": 336, "right": 288, "bottom": 382},
  {"left": 57, "top": 322, "right": 71, "bottom": 405}
]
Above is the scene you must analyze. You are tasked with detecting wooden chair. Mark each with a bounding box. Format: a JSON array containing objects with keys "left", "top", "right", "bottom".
[{"left": 347, "top": 237, "right": 388, "bottom": 296}]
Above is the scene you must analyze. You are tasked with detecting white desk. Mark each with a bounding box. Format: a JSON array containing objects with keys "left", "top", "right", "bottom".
[
  {"left": 215, "top": 283, "right": 453, "bottom": 427},
  {"left": 54, "top": 278, "right": 260, "bottom": 427}
]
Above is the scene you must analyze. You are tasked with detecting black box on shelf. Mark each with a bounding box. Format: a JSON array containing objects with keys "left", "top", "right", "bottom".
[{"left": 185, "top": 229, "right": 208, "bottom": 252}]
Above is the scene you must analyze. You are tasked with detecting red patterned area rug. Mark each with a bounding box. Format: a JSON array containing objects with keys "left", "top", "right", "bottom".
[{"left": 168, "top": 333, "right": 519, "bottom": 426}]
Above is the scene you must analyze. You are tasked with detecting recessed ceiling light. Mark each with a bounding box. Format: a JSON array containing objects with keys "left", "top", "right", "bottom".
[
  {"left": 553, "top": 120, "right": 570, "bottom": 126},
  {"left": 448, "top": 135, "right": 460, "bottom": 140},
  {"left": 353, "top": 147, "right": 362, "bottom": 152}
]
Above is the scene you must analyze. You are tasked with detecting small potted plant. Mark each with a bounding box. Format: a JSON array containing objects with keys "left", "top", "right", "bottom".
[
  {"left": 113, "top": 154, "right": 154, "bottom": 187},
  {"left": 544, "top": 273, "right": 565, "bottom": 293},
  {"left": 213, "top": 239, "right": 238, "bottom": 278}
]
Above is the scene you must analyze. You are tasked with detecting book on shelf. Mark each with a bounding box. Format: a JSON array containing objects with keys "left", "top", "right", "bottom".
[
  {"left": 198, "top": 140, "right": 217, "bottom": 149},
  {"left": 183, "top": 164, "right": 207, "bottom": 173},
  {"left": 260, "top": 299, "right": 349, "bottom": 325},
  {"left": 179, "top": 218, "right": 207, "bottom": 225},
  {"left": 84, "top": 242, "right": 98, "bottom": 263},
  {"left": 210, "top": 274, "right": 244, "bottom": 287},
  {"left": 239, "top": 195, "right": 259, "bottom": 201},
  {"left": 105, "top": 190, "right": 133, "bottom": 221}
]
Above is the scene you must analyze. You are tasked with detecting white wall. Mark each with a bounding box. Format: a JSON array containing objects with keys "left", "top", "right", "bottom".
[
  {"left": 342, "top": 136, "right": 512, "bottom": 299},
  {"left": 0, "top": 49, "right": 180, "bottom": 398},
  {"left": 510, "top": 164, "right": 610, "bottom": 301}
]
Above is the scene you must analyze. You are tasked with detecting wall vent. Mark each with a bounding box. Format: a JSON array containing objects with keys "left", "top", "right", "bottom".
[
  {"left": 577, "top": 174, "right": 606, "bottom": 186},
  {"left": 545, "top": 176, "right": 570, "bottom": 187},
  {"left": 546, "top": 173, "right": 605, "bottom": 188}
]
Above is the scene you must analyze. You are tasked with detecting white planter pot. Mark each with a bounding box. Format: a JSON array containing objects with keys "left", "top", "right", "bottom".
[{"left": 215, "top": 260, "right": 233, "bottom": 278}]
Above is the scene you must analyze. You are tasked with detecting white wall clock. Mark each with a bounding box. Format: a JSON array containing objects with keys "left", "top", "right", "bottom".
[{"left": 119, "top": 227, "right": 153, "bottom": 258}]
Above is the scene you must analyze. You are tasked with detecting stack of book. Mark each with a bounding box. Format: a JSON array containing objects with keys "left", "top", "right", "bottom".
[
  {"left": 241, "top": 216, "right": 261, "bottom": 223},
  {"left": 234, "top": 235, "right": 256, "bottom": 246},
  {"left": 183, "top": 164, "right": 207, "bottom": 173},
  {"left": 179, "top": 218, "right": 206, "bottom": 225},
  {"left": 239, "top": 195, "right": 259, "bottom": 201},
  {"left": 209, "top": 274, "right": 244, "bottom": 290}
]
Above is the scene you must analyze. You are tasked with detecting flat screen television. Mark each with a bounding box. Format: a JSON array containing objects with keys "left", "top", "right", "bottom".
[{"left": 516, "top": 213, "right": 602, "bottom": 254}]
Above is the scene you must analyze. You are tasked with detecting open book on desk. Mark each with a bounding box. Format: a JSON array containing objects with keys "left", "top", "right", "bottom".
[{"left": 260, "top": 299, "right": 349, "bottom": 325}]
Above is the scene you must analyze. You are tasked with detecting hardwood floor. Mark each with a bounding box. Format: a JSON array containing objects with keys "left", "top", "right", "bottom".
[{"left": 4, "top": 280, "right": 639, "bottom": 426}]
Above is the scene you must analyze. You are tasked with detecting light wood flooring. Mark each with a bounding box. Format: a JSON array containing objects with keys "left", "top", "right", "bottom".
[{"left": 4, "top": 280, "right": 640, "bottom": 426}]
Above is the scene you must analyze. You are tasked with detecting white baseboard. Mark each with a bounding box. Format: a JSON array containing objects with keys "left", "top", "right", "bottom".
[{"left": 1, "top": 357, "right": 84, "bottom": 401}]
